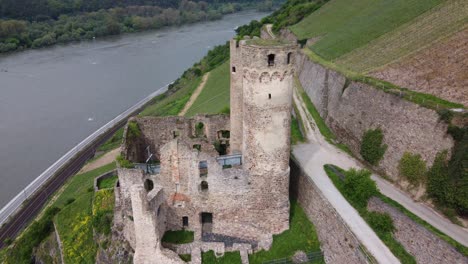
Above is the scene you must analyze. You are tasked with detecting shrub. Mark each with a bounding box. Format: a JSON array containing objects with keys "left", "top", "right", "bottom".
[
  {"left": 92, "top": 210, "right": 113, "bottom": 235},
  {"left": 398, "top": 152, "right": 427, "bottom": 186},
  {"left": 195, "top": 122, "right": 205, "bottom": 137},
  {"left": 219, "top": 106, "right": 230, "bottom": 114},
  {"left": 161, "top": 230, "right": 194, "bottom": 244},
  {"left": 65, "top": 198, "right": 75, "bottom": 205},
  {"left": 117, "top": 154, "right": 134, "bottom": 168},
  {"left": 343, "top": 168, "right": 378, "bottom": 209},
  {"left": 365, "top": 211, "right": 395, "bottom": 234},
  {"left": 360, "top": 128, "right": 387, "bottom": 165},
  {"left": 126, "top": 121, "right": 141, "bottom": 140},
  {"left": 426, "top": 151, "right": 451, "bottom": 205}
]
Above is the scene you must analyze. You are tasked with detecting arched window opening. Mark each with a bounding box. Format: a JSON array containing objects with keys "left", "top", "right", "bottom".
[
  {"left": 268, "top": 54, "right": 275, "bottom": 66},
  {"left": 287, "top": 52, "right": 292, "bottom": 64},
  {"left": 201, "top": 181, "right": 209, "bottom": 191},
  {"left": 268, "top": 93, "right": 271, "bottom": 99},
  {"left": 232, "top": 66, "right": 236, "bottom": 73},
  {"left": 157, "top": 206, "right": 161, "bottom": 216},
  {"left": 144, "top": 179, "right": 154, "bottom": 191}
]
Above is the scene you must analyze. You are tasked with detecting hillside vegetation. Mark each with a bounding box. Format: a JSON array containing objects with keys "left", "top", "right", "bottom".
[
  {"left": 335, "top": 0, "right": 468, "bottom": 73},
  {"left": 290, "top": 0, "right": 444, "bottom": 60},
  {"left": 185, "top": 61, "right": 231, "bottom": 116}
]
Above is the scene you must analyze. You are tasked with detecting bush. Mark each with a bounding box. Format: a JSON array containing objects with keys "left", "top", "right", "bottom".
[
  {"left": 365, "top": 211, "right": 395, "bottom": 234},
  {"left": 161, "top": 230, "right": 194, "bottom": 244},
  {"left": 398, "top": 152, "right": 427, "bottom": 186},
  {"left": 92, "top": 210, "right": 113, "bottom": 235},
  {"left": 360, "top": 128, "right": 387, "bottom": 165},
  {"left": 343, "top": 168, "right": 378, "bottom": 209},
  {"left": 126, "top": 121, "right": 141, "bottom": 140},
  {"left": 116, "top": 154, "right": 134, "bottom": 168},
  {"left": 1, "top": 207, "right": 60, "bottom": 263},
  {"left": 426, "top": 151, "right": 450, "bottom": 202}
]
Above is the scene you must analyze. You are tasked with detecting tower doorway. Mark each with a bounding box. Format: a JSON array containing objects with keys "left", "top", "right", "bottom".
[{"left": 201, "top": 212, "right": 213, "bottom": 234}]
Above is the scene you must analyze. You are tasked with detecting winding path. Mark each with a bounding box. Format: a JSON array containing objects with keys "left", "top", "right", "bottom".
[
  {"left": 291, "top": 87, "right": 400, "bottom": 264},
  {"left": 179, "top": 72, "right": 210, "bottom": 116},
  {"left": 292, "top": 77, "right": 468, "bottom": 260}
]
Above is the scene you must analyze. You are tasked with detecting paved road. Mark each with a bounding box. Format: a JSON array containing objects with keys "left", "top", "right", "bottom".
[
  {"left": 292, "top": 89, "right": 400, "bottom": 264},
  {"left": 0, "top": 85, "right": 168, "bottom": 248},
  {"left": 372, "top": 176, "right": 468, "bottom": 246},
  {"left": 292, "top": 79, "right": 468, "bottom": 258}
]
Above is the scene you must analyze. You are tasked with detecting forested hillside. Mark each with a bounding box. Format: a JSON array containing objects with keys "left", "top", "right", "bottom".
[
  {"left": 0, "top": 0, "right": 281, "bottom": 53},
  {"left": 0, "top": 0, "right": 270, "bottom": 20}
]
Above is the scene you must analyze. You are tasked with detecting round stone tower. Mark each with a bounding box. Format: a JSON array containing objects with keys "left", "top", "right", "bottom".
[{"left": 239, "top": 39, "right": 297, "bottom": 179}]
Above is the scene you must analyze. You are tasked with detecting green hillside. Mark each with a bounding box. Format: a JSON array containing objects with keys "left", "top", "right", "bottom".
[
  {"left": 290, "top": 0, "right": 444, "bottom": 60},
  {"left": 336, "top": 0, "right": 468, "bottom": 72},
  {"left": 185, "top": 61, "right": 231, "bottom": 116}
]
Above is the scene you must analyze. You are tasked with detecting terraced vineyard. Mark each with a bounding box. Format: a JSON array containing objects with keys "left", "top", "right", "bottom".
[
  {"left": 336, "top": 0, "right": 468, "bottom": 73},
  {"left": 290, "top": 0, "right": 443, "bottom": 60},
  {"left": 185, "top": 61, "right": 230, "bottom": 116}
]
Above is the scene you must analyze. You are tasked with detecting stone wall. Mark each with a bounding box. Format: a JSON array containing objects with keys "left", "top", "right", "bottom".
[
  {"left": 368, "top": 197, "right": 467, "bottom": 264},
  {"left": 296, "top": 53, "right": 454, "bottom": 180},
  {"left": 290, "top": 160, "right": 369, "bottom": 264}
]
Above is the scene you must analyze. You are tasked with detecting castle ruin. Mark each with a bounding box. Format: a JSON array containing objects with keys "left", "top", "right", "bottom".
[{"left": 114, "top": 37, "right": 297, "bottom": 263}]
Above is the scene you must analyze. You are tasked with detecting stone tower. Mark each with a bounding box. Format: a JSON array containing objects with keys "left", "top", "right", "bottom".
[{"left": 230, "top": 38, "right": 297, "bottom": 179}]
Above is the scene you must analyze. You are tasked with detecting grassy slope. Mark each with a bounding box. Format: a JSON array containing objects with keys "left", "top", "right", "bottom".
[
  {"left": 290, "top": 0, "right": 443, "bottom": 60},
  {"left": 140, "top": 76, "right": 203, "bottom": 116},
  {"left": 249, "top": 201, "right": 322, "bottom": 263},
  {"left": 336, "top": 0, "right": 468, "bottom": 72},
  {"left": 53, "top": 163, "right": 116, "bottom": 263},
  {"left": 185, "top": 61, "right": 230, "bottom": 116}
]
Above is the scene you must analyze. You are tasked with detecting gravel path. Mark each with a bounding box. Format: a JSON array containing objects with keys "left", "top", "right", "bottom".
[
  {"left": 79, "top": 148, "right": 119, "bottom": 174},
  {"left": 179, "top": 72, "right": 210, "bottom": 116}
]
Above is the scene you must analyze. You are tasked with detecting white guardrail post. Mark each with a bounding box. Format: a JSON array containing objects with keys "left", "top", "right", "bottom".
[{"left": 0, "top": 84, "right": 169, "bottom": 226}]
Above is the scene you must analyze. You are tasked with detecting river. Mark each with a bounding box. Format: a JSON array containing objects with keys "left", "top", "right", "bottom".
[{"left": 0, "top": 10, "right": 267, "bottom": 208}]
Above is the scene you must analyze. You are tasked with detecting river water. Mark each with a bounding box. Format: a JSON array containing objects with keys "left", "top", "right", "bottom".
[{"left": 0, "top": 10, "right": 266, "bottom": 208}]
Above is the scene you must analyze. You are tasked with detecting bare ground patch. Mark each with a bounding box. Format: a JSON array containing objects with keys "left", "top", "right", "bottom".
[{"left": 371, "top": 28, "right": 468, "bottom": 106}]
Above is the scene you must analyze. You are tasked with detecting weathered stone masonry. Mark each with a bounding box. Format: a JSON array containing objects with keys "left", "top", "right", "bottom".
[
  {"left": 295, "top": 52, "right": 454, "bottom": 181},
  {"left": 114, "top": 38, "right": 298, "bottom": 264}
]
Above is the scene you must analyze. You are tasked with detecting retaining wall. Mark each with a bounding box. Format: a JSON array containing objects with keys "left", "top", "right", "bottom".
[
  {"left": 290, "top": 160, "right": 369, "bottom": 264},
  {"left": 295, "top": 53, "right": 453, "bottom": 181}
]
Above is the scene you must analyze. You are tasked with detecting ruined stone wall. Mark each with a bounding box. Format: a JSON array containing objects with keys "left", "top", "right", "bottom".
[
  {"left": 122, "top": 115, "right": 230, "bottom": 161},
  {"left": 368, "top": 197, "right": 467, "bottom": 264},
  {"left": 290, "top": 160, "right": 369, "bottom": 264},
  {"left": 296, "top": 53, "right": 454, "bottom": 180}
]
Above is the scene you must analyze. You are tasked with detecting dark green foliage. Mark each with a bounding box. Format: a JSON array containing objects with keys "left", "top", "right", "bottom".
[
  {"left": 126, "top": 121, "right": 141, "bottom": 140},
  {"left": 219, "top": 106, "right": 230, "bottom": 114},
  {"left": 117, "top": 154, "right": 134, "bottom": 168},
  {"left": 179, "top": 254, "right": 192, "bottom": 262},
  {"left": 437, "top": 109, "right": 454, "bottom": 123},
  {"left": 360, "top": 128, "right": 387, "bottom": 165},
  {"left": 365, "top": 211, "right": 395, "bottom": 234},
  {"left": 161, "top": 230, "right": 194, "bottom": 244},
  {"left": 324, "top": 165, "right": 416, "bottom": 263},
  {"left": 427, "top": 126, "right": 468, "bottom": 217},
  {"left": 0, "top": 1, "right": 268, "bottom": 54},
  {"left": 342, "top": 168, "right": 378, "bottom": 208},
  {"left": 270, "top": 0, "right": 326, "bottom": 32},
  {"left": 3, "top": 238, "right": 12, "bottom": 246},
  {"left": 398, "top": 152, "right": 427, "bottom": 186},
  {"left": 92, "top": 210, "right": 113, "bottom": 236},
  {"left": 1, "top": 207, "right": 60, "bottom": 263},
  {"left": 195, "top": 122, "right": 205, "bottom": 137}
]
